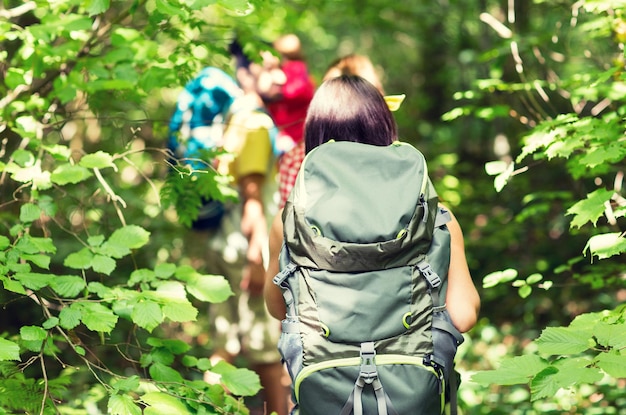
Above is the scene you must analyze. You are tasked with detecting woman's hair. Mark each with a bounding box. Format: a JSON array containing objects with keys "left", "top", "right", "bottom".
[
  {"left": 323, "top": 54, "right": 384, "bottom": 94},
  {"left": 304, "top": 75, "right": 397, "bottom": 153}
]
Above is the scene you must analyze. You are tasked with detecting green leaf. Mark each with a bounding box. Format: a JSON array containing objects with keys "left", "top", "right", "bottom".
[
  {"left": 593, "top": 320, "right": 626, "bottom": 349},
  {"left": 59, "top": 306, "right": 82, "bottom": 329},
  {"left": 529, "top": 366, "right": 559, "bottom": 401},
  {"left": 535, "top": 327, "right": 592, "bottom": 355},
  {"left": 131, "top": 300, "right": 163, "bottom": 332},
  {"left": 530, "top": 360, "right": 603, "bottom": 401},
  {"left": 518, "top": 284, "right": 532, "bottom": 298},
  {"left": 566, "top": 188, "right": 613, "bottom": 228},
  {"left": 158, "top": 339, "right": 191, "bottom": 354},
  {"left": 108, "top": 393, "right": 142, "bottom": 415},
  {"left": 128, "top": 269, "right": 156, "bottom": 286},
  {"left": 50, "top": 275, "right": 86, "bottom": 298},
  {"left": 79, "top": 302, "right": 119, "bottom": 333},
  {"left": 154, "top": 0, "right": 188, "bottom": 17},
  {"left": 596, "top": 352, "right": 626, "bottom": 378},
  {"left": 0, "top": 276, "right": 26, "bottom": 294},
  {"left": 142, "top": 391, "right": 191, "bottom": 415},
  {"left": 92, "top": 254, "right": 117, "bottom": 275},
  {"left": 13, "top": 272, "right": 54, "bottom": 290},
  {"left": 585, "top": 232, "right": 626, "bottom": 260},
  {"left": 217, "top": 0, "right": 251, "bottom": 14},
  {"left": 86, "top": 0, "right": 111, "bottom": 16},
  {"left": 108, "top": 225, "right": 151, "bottom": 250},
  {"left": 88, "top": 235, "right": 106, "bottom": 247},
  {"left": 526, "top": 273, "right": 543, "bottom": 284},
  {"left": 154, "top": 263, "right": 176, "bottom": 279},
  {"left": 99, "top": 241, "right": 131, "bottom": 259},
  {"left": 148, "top": 362, "right": 184, "bottom": 383},
  {"left": 51, "top": 163, "right": 93, "bottom": 185},
  {"left": 0, "top": 338, "right": 21, "bottom": 361},
  {"left": 220, "top": 367, "right": 261, "bottom": 397},
  {"left": 79, "top": 151, "right": 115, "bottom": 169},
  {"left": 482, "top": 268, "right": 518, "bottom": 288},
  {"left": 64, "top": 248, "right": 94, "bottom": 269},
  {"left": 26, "top": 236, "right": 56, "bottom": 253},
  {"left": 21, "top": 253, "right": 51, "bottom": 269},
  {"left": 184, "top": 273, "right": 233, "bottom": 303},
  {"left": 471, "top": 355, "right": 549, "bottom": 386},
  {"left": 162, "top": 299, "right": 198, "bottom": 323},
  {"left": 112, "top": 376, "right": 141, "bottom": 393},
  {"left": 42, "top": 317, "right": 59, "bottom": 329},
  {"left": 20, "top": 203, "right": 42, "bottom": 223},
  {"left": 0, "top": 235, "right": 10, "bottom": 250},
  {"left": 20, "top": 325, "right": 47, "bottom": 341}
]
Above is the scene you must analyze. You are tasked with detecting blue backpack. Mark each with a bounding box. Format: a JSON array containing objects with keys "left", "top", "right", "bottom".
[
  {"left": 167, "top": 67, "right": 242, "bottom": 229},
  {"left": 273, "top": 141, "right": 464, "bottom": 415}
]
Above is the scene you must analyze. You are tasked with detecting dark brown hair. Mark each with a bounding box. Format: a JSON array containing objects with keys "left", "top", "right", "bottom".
[{"left": 304, "top": 75, "right": 397, "bottom": 153}]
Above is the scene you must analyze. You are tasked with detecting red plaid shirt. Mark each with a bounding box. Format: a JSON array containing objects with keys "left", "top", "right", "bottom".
[{"left": 278, "top": 140, "right": 305, "bottom": 208}]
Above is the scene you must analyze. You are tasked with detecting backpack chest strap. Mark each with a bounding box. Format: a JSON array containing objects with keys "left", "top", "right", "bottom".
[{"left": 339, "top": 342, "right": 399, "bottom": 415}]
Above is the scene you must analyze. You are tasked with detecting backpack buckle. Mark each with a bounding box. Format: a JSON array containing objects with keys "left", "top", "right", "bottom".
[
  {"left": 359, "top": 342, "right": 378, "bottom": 384},
  {"left": 418, "top": 262, "right": 441, "bottom": 288}
]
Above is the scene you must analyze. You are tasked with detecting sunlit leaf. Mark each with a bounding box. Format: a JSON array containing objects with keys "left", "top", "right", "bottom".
[
  {"left": 50, "top": 275, "right": 86, "bottom": 298},
  {"left": 471, "top": 355, "right": 548, "bottom": 386},
  {"left": 482, "top": 268, "right": 518, "bottom": 288},
  {"left": 20, "top": 203, "right": 42, "bottom": 223},
  {"left": 184, "top": 273, "right": 233, "bottom": 303},
  {"left": 142, "top": 391, "right": 191, "bottom": 415},
  {"left": 131, "top": 300, "right": 163, "bottom": 332},
  {"left": 13, "top": 272, "right": 54, "bottom": 290},
  {"left": 64, "top": 248, "right": 94, "bottom": 269},
  {"left": 0, "top": 235, "right": 10, "bottom": 250},
  {"left": 566, "top": 188, "right": 613, "bottom": 228},
  {"left": 585, "top": 232, "right": 626, "bottom": 260},
  {"left": 51, "top": 164, "right": 93, "bottom": 185},
  {"left": 108, "top": 393, "right": 142, "bottom": 415},
  {"left": 128, "top": 269, "right": 156, "bottom": 286},
  {"left": 529, "top": 366, "right": 560, "bottom": 401},
  {"left": 79, "top": 151, "right": 115, "bottom": 169},
  {"left": 596, "top": 352, "right": 626, "bottom": 378},
  {"left": 162, "top": 299, "right": 198, "bottom": 322},
  {"left": 0, "top": 338, "right": 20, "bottom": 361},
  {"left": 80, "top": 302, "right": 118, "bottom": 333},
  {"left": 108, "top": 225, "right": 151, "bottom": 250},
  {"left": 92, "top": 254, "right": 117, "bottom": 275},
  {"left": 535, "top": 327, "right": 591, "bottom": 355},
  {"left": 148, "top": 362, "right": 184, "bottom": 383},
  {"left": 210, "top": 360, "right": 261, "bottom": 396},
  {"left": 59, "top": 306, "right": 82, "bottom": 329},
  {"left": 0, "top": 277, "right": 26, "bottom": 295},
  {"left": 20, "top": 325, "right": 47, "bottom": 341},
  {"left": 86, "top": 0, "right": 111, "bottom": 16},
  {"left": 22, "top": 253, "right": 51, "bottom": 269}
]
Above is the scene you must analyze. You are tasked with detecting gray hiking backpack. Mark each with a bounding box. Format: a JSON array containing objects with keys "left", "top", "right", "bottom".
[{"left": 273, "top": 140, "right": 465, "bottom": 415}]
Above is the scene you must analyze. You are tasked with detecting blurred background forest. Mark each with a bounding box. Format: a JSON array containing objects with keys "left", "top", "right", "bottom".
[{"left": 1, "top": 0, "right": 625, "bottom": 414}]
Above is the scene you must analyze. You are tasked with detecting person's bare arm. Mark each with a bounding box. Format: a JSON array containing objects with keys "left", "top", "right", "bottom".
[
  {"left": 264, "top": 210, "right": 287, "bottom": 320},
  {"left": 239, "top": 173, "right": 267, "bottom": 296},
  {"left": 444, "top": 208, "right": 481, "bottom": 333}
]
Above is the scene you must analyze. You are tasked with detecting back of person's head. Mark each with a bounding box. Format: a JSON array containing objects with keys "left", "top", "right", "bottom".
[
  {"left": 323, "top": 54, "right": 384, "bottom": 94},
  {"left": 273, "top": 34, "right": 304, "bottom": 61},
  {"left": 304, "top": 75, "right": 397, "bottom": 153}
]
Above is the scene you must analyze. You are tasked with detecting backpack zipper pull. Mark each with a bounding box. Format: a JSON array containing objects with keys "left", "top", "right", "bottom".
[{"left": 420, "top": 194, "right": 428, "bottom": 223}]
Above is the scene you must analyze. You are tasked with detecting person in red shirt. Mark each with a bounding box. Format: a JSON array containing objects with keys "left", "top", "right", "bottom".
[{"left": 256, "top": 34, "right": 315, "bottom": 207}]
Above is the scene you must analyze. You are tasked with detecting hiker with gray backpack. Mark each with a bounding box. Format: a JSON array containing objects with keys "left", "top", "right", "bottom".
[{"left": 264, "top": 75, "right": 480, "bottom": 415}]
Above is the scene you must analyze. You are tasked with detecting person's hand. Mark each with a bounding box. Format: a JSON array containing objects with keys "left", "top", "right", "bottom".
[{"left": 241, "top": 261, "right": 265, "bottom": 297}]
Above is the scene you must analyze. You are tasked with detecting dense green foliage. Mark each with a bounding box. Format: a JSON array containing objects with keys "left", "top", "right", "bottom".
[{"left": 0, "top": 0, "right": 625, "bottom": 414}]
